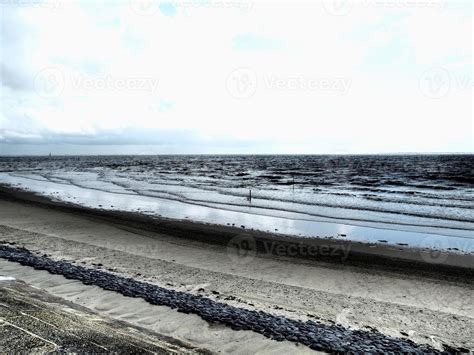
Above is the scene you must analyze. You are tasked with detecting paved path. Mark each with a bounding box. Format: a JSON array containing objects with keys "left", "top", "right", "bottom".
[{"left": 0, "top": 279, "right": 206, "bottom": 353}]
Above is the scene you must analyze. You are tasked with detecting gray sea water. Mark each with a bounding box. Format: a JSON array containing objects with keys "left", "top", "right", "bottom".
[{"left": 1, "top": 155, "right": 473, "bottom": 251}]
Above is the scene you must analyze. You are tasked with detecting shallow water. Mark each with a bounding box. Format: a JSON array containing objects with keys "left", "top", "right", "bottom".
[{"left": 0, "top": 155, "right": 473, "bottom": 251}]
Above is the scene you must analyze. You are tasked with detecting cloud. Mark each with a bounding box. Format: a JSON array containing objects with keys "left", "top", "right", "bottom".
[
  {"left": 1, "top": 126, "right": 198, "bottom": 145},
  {"left": 159, "top": 2, "right": 177, "bottom": 17},
  {"left": 0, "top": 125, "right": 271, "bottom": 155},
  {"left": 0, "top": 63, "right": 30, "bottom": 91}
]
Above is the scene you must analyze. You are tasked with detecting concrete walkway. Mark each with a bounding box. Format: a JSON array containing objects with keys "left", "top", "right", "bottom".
[{"left": 0, "top": 279, "right": 206, "bottom": 353}]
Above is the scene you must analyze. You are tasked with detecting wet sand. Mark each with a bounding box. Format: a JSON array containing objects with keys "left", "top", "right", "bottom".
[
  {"left": 2, "top": 172, "right": 472, "bottom": 251},
  {"left": 0, "top": 187, "right": 473, "bottom": 352}
]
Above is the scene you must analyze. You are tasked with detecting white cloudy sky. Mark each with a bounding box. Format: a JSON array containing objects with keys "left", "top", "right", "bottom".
[{"left": 0, "top": 0, "right": 472, "bottom": 154}]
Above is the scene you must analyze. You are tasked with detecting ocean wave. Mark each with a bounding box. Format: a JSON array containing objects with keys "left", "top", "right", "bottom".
[{"left": 1, "top": 155, "right": 473, "bottom": 232}]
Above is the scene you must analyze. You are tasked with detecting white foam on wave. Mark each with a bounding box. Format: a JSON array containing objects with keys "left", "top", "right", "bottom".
[{"left": 0, "top": 276, "right": 16, "bottom": 281}]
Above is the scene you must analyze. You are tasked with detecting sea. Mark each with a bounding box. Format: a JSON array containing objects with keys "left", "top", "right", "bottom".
[{"left": 1, "top": 155, "right": 473, "bottom": 252}]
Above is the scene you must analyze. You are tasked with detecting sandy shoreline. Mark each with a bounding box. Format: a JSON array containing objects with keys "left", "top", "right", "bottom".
[
  {"left": 1, "top": 185, "right": 473, "bottom": 273},
  {"left": 0, "top": 187, "right": 473, "bottom": 352},
  {"left": 1, "top": 172, "right": 472, "bottom": 252}
]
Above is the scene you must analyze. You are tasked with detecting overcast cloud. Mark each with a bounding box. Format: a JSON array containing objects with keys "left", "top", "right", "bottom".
[{"left": 0, "top": 0, "right": 472, "bottom": 155}]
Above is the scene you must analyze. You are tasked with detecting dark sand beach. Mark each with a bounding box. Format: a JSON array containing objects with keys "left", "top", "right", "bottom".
[{"left": 0, "top": 186, "right": 472, "bottom": 353}]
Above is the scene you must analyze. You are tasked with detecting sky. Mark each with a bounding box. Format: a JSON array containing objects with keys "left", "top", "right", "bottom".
[{"left": 0, "top": 0, "right": 472, "bottom": 155}]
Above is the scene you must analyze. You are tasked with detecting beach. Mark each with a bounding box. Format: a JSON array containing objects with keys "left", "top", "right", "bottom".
[
  {"left": 3, "top": 0, "right": 473, "bottom": 351},
  {"left": 3, "top": 0, "right": 472, "bottom": 350},
  {"left": 0, "top": 186, "right": 472, "bottom": 353}
]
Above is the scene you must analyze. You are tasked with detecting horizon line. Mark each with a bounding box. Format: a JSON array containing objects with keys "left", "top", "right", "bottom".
[{"left": 1, "top": 152, "right": 473, "bottom": 157}]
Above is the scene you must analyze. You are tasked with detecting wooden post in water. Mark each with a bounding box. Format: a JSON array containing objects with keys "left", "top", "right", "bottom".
[{"left": 248, "top": 189, "right": 252, "bottom": 203}]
